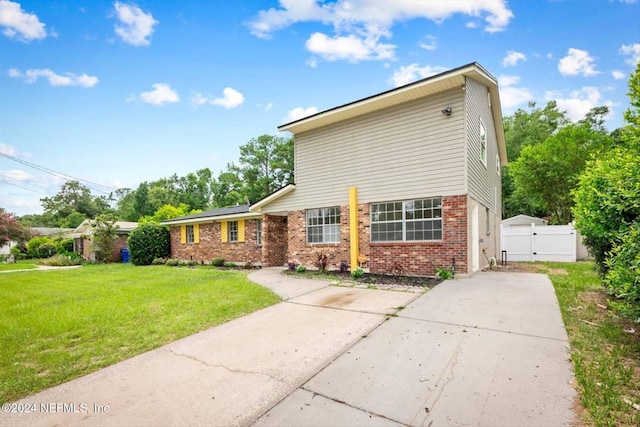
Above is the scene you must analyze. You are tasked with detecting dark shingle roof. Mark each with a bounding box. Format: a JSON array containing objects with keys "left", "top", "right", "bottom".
[{"left": 162, "top": 204, "right": 250, "bottom": 222}]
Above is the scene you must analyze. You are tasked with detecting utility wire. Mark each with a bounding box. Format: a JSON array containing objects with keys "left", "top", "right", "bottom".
[
  {"left": 0, "top": 178, "right": 48, "bottom": 195},
  {"left": 0, "top": 153, "right": 114, "bottom": 194}
]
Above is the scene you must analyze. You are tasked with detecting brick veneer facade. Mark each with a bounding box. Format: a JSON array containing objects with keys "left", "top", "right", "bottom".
[
  {"left": 262, "top": 214, "right": 288, "bottom": 267},
  {"left": 169, "top": 220, "right": 262, "bottom": 264},
  {"left": 285, "top": 195, "right": 468, "bottom": 276}
]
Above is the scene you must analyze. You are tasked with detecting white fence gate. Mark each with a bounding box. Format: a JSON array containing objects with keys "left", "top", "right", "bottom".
[{"left": 501, "top": 223, "right": 578, "bottom": 262}]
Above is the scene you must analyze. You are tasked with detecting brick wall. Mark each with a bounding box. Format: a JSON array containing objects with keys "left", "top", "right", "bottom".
[
  {"left": 262, "top": 214, "right": 288, "bottom": 267},
  {"left": 169, "top": 220, "right": 262, "bottom": 264},
  {"left": 286, "top": 195, "right": 468, "bottom": 276}
]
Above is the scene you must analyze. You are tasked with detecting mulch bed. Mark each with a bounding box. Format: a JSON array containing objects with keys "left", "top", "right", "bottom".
[{"left": 284, "top": 270, "right": 443, "bottom": 288}]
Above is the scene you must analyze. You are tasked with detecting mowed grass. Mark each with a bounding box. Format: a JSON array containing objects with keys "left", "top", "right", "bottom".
[
  {"left": 0, "top": 264, "right": 280, "bottom": 403},
  {"left": 0, "top": 260, "right": 38, "bottom": 271},
  {"left": 541, "top": 262, "right": 640, "bottom": 427}
]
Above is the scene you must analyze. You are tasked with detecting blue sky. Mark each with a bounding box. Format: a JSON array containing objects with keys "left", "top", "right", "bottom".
[{"left": 1, "top": 0, "right": 638, "bottom": 216}]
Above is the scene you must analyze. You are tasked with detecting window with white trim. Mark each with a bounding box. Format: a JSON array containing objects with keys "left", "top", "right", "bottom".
[
  {"left": 256, "top": 219, "right": 262, "bottom": 246},
  {"left": 306, "top": 207, "right": 340, "bottom": 243},
  {"left": 186, "top": 225, "right": 195, "bottom": 243},
  {"left": 496, "top": 154, "right": 501, "bottom": 175},
  {"left": 228, "top": 221, "right": 238, "bottom": 242},
  {"left": 480, "top": 121, "right": 487, "bottom": 167},
  {"left": 371, "top": 197, "right": 443, "bottom": 242}
]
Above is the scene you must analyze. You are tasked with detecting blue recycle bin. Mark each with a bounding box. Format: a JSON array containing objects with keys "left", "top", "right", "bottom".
[{"left": 120, "top": 248, "right": 130, "bottom": 263}]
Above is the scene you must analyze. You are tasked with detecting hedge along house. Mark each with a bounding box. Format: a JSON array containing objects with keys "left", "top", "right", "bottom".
[
  {"left": 162, "top": 204, "right": 271, "bottom": 265},
  {"left": 250, "top": 62, "right": 507, "bottom": 276}
]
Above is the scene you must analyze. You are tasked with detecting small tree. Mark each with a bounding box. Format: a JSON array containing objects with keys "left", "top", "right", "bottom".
[
  {"left": 128, "top": 223, "right": 170, "bottom": 266},
  {"left": 90, "top": 215, "right": 119, "bottom": 262}
]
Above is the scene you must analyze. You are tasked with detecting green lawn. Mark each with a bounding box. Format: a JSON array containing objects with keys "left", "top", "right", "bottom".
[
  {"left": 0, "top": 260, "right": 38, "bottom": 271},
  {"left": 541, "top": 262, "right": 640, "bottom": 427},
  {"left": 0, "top": 264, "right": 280, "bottom": 403}
]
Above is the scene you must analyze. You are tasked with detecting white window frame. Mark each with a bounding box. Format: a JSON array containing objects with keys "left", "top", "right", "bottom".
[
  {"left": 496, "top": 154, "right": 501, "bottom": 175},
  {"left": 228, "top": 221, "right": 238, "bottom": 242},
  {"left": 306, "top": 207, "right": 340, "bottom": 244},
  {"left": 480, "top": 120, "right": 487, "bottom": 167},
  {"left": 370, "top": 197, "right": 443, "bottom": 242},
  {"left": 186, "top": 225, "right": 195, "bottom": 244}
]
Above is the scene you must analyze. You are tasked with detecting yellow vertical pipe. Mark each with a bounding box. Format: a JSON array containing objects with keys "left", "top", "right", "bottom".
[{"left": 349, "top": 187, "right": 359, "bottom": 270}]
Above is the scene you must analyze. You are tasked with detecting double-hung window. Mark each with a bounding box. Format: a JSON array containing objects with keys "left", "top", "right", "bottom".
[
  {"left": 228, "top": 221, "right": 238, "bottom": 242},
  {"left": 307, "top": 207, "right": 340, "bottom": 243},
  {"left": 186, "top": 225, "right": 195, "bottom": 243},
  {"left": 480, "top": 121, "right": 487, "bottom": 167},
  {"left": 256, "top": 219, "right": 262, "bottom": 246},
  {"left": 371, "top": 197, "right": 442, "bottom": 242}
]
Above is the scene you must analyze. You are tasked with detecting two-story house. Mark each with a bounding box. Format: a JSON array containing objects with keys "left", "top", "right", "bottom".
[{"left": 164, "top": 62, "right": 506, "bottom": 276}]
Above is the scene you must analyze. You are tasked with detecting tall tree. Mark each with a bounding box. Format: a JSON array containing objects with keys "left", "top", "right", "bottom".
[
  {"left": 40, "top": 181, "right": 102, "bottom": 225},
  {"left": 236, "top": 134, "right": 294, "bottom": 203},
  {"left": 510, "top": 110, "right": 613, "bottom": 224},
  {"left": 210, "top": 167, "right": 246, "bottom": 207}
]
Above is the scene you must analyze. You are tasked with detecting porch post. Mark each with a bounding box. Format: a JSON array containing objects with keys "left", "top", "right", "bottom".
[{"left": 349, "top": 187, "right": 359, "bottom": 270}]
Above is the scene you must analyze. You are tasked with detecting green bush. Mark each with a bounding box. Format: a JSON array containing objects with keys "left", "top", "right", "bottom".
[
  {"left": 39, "top": 253, "right": 83, "bottom": 266},
  {"left": 128, "top": 223, "right": 170, "bottom": 266},
  {"left": 56, "top": 238, "right": 74, "bottom": 253},
  {"left": 26, "top": 236, "right": 54, "bottom": 259},
  {"left": 604, "top": 225, "right": 640, "bottom": 319},
  {"left": 151, "top": 257, "right": 166, "bottom": 265},
  {"left": 10, "top": 246, "right": 26, "bottom": 260},
  {"left": 351, "top": 267, "right": 364, "bottom": 278},
  {"left": 36, "top": 242, "right": 58, "bottom": 259},
  {"left": 211, "top": 258, "right": 225, "bottom": 267},
  {"left": 296, "top": 265, "right": 307, "bottom": 273},
  {"left": 165, "top": 258, "right": 180, "bottom": 266},
  {"left": 224, "top": 262, "right": 237, "bottom": 268}
]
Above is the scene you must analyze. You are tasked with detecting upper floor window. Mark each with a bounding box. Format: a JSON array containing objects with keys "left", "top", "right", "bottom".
[
  {"left": 371, "top": 197, "right": 442, "bottom": 242},
  {"left": 480, "top": 121, "right": 487, "bottom": 167},
  {"left": 228, "top": 221, "right": 238, "bottom": 242},
  {"left": 496, "top": 154, "right": 501, "bottom": 175},
  {"left": 307, "top": 207, "right": 340, "bottom": 243},
  {"left": 186, "top": 225, "right": 195, "bottom": 243}
]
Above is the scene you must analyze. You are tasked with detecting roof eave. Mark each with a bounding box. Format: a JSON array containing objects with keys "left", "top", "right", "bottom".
[
  {"left": 162, "top": 211, "right": 262, "bottom": 226},
  {"left": 249, "top": 184, "right": 296, "bottom": 212}
]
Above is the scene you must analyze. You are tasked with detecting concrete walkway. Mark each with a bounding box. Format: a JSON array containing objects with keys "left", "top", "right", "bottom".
[{"left": 0, "top": 269, "right": 578, "bottom": 426}]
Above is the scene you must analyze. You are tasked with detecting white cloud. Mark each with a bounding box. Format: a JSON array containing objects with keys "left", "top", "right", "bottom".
[
  {"left": 0, "top": 169, "right": 32, "bottom": 182},
  {"left": 113, "top": 1, "right": 157, "bottom": 46},
  {"left": 545, "top": 87, "right": 614, "bottom": 122},
  {"left": 419, "top": 35, "right": 436, "bottom": 51},
  {"left": 611, "top": 70, "right": 626, "bottom": 80},
  {"left": 139, "top": 83, "right": 179, "bottom": 105},
  {"left": 558, "top": 48, "right": 599, "bottom": 76},
  {"left": 305, "top": 31, "right": 395, "bottom": 62},
  {"left": 502, "top": 50, "right": 526, "bottom": 67},
  {"left": 249, "top": 1, "right": 512, "bottom": 63},
  {"left": 498, "top": 74, "right": 534, "bottom": 110},
  {"left": 0, "top": 142, "right": 16, "bottom": 156},
  {"left": 284, "top": 106, "right": 318, "bottom": 123},
  {"left": 619, "top": 43, "right": 640, "bottom": 66},
  {"left": 191, "top": 88, "right": 245, "bottom": 109},
  {"left": 388, "top": 63, "right": 448, "bottom": 87},
  {"left": 212, "top": 87, "right": 245, "bottom": 109},
  {"left": 8, "top": 68, "right": 99, "bottom": 87},
  {"left": 0, "top": 0, "right": 47, "bottom": 42}
]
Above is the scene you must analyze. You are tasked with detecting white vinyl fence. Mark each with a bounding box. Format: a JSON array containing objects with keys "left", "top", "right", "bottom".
[{"left": 501, "top": 223, "right": 588, "bottom": 262}]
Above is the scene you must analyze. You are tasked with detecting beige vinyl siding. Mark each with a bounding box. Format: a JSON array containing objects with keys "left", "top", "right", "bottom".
[
  {"left": 263, "top": 88, "right": 466, "bottom": 212},
  {"left": 465, "top": 77, "right": 502, "bottom": 216}
]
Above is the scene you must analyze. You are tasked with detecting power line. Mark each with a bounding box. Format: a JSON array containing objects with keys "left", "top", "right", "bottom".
[
  {"left": 0, "top": 178, "right": 48, "bottom": 195},
  {"left": 0, "top": 153, "right": 114, "bottom": 194}
]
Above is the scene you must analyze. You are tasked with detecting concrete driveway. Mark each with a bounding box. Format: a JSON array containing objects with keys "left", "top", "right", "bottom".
[{"left": 0, "top": 269, "right": 578, "bottom": 427}]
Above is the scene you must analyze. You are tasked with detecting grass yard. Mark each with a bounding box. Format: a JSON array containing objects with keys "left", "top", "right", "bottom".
[
  {"left": 540, "top": 262, "right": 640, "bottom": 427},
  {"left": 0, "top": 264, "right": 280, "bottom": 403},
  {"left": 0, "top": 260, "right": 38, "bottom": 271}
]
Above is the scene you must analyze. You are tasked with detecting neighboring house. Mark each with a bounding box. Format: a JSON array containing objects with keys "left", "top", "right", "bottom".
[
  {"left": 72, "top": 220, "right": 138, "bottom": 262},
  {"left": 1, "top": 227, "right": 73, "bottom": 256},
  {"left": 502, "top": 215, "right": 548, "bottom": 227},
  {"left": 162, "top": 204, "right": 266, "bottom": 265},
  {"left": 166, "top": 62, "right": 506, "bottom": 276}
]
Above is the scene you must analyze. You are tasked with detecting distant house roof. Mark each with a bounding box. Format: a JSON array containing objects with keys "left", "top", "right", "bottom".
[
  {"left": 161, "top": 204, "right": 260, "bottom": 226},
  {"left": 502, "top": 215, "right": 548, "bottom": 227},
  {"left": 72, "top": 220, "right": 138, "bottom": 237},
  {"left": 278, "top": 62, "right": 507, "bottom": 166},
  {"left": 31, "top": 227, "right": 74, "bottom": 237}
]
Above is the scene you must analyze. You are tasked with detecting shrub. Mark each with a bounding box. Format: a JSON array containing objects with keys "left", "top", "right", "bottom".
[
  {"left": 603, "top": 225, "right": 640, "bottom": 320},
  {"left": 26, "top": 236, "right": 54, "bottom": 259},
  {"left": 39, "top": 253, "right": 83, "bottom": 266},
  {"left": 166, "top": 258, "right": 180, "bottom": 266},
  {"left": 287, "top": 262, "right": 296, "bottom": 271},
  {"left": 128, "top": 223, "right": 170, "bottom": 266},
  {"left": 56, "top": 238, "right": 74, "bottom": 253},
  {"left": 37, "top": 242, "right": 58, "bottom": 259},
  {"left": 351, "top": 267, "right": 364, "bottom": 279},
  {"left": 10, "top": 246, "right": 26, "bottom": 260},
  {"left": 315, "top": 253, "right": 328, "bottom": 272},
  {"left": 224, "top": 262, "right": 237, "bottom": 268},
  {"left": 434, "top": 266, "right": 454, "bottom": 280},
  {"left": 296, "top": 265, "right": 307, "bottom": 273},
  {"left": 339, "top": 261, "right": 348, "bottom": 274},
  {"left": 211, "top": 258, "right": 225, "bottom": 267},
  {"left": 151, "top": 257, "right": 166, "bottom": 265}
]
